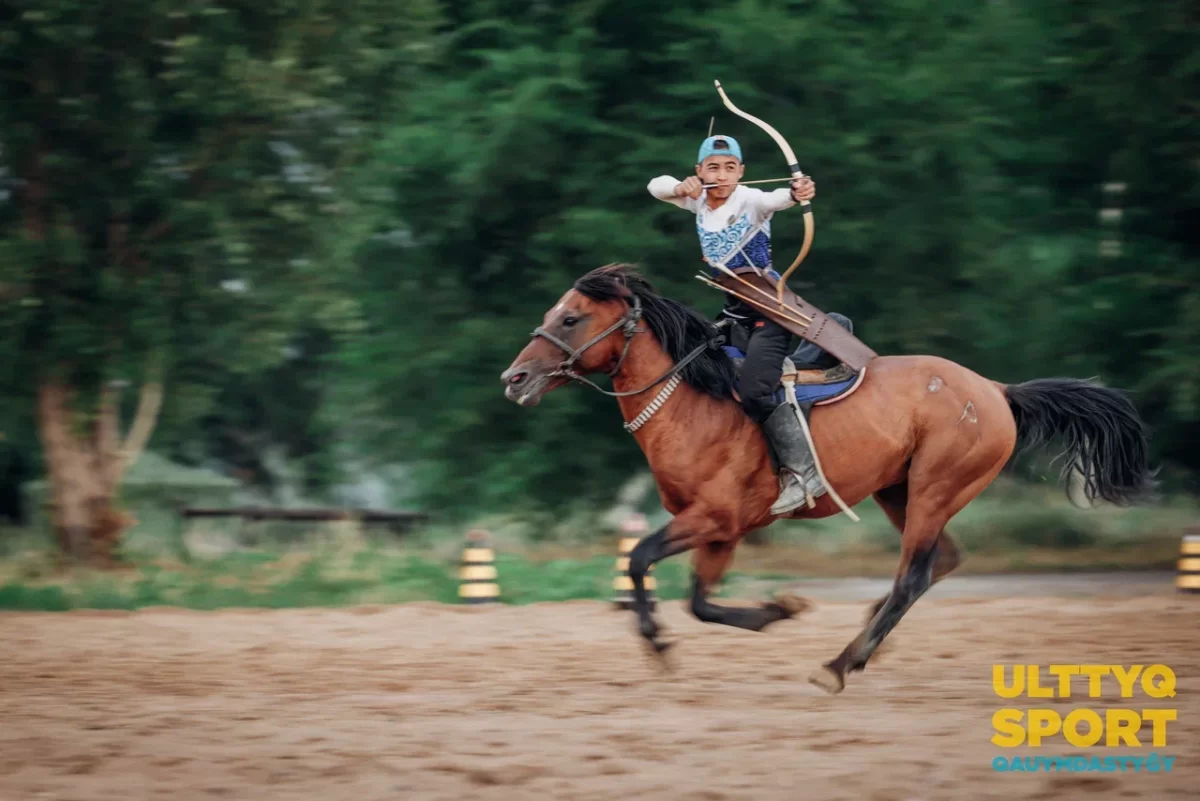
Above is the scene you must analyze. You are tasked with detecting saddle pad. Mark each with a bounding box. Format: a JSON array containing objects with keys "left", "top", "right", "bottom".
[
  {"left": 723, "top": 345, "right": 861, "bottom": 406},
  {"left": 790, "top": 375, "right": 860, "bottom": 405}
]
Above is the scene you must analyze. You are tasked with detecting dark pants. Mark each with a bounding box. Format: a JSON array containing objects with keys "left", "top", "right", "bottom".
[
  {"left": 719, "top": 303, "right": 853, "bottom": 424},
  {"left": 736, "top": 318, "right": 793, "bottom": 424}
]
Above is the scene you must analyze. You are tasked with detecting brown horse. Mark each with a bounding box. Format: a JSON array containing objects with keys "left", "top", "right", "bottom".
[{"left": 500, "top": 263, "right": 1154, "bottom": 694}]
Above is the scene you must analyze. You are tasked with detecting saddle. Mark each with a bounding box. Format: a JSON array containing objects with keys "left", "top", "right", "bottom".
[
  {"left": 707, "top": 272, "right": 871, "bottom": 522},
  {"left": 721, "top": 341, "right": 865, "bottom": 522}
]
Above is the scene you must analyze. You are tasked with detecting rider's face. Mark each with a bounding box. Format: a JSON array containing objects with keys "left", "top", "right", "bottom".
[{"left": 696, "top": 156, "right": 743, "bottom": 198}]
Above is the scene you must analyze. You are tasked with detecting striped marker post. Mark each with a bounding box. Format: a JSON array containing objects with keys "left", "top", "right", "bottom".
[
  {"left": 458, "top": 529, "right": 500, "bottom": 604},
  {"left": 1177, "top": 530, "right": 1200, "bottom": 594},
  {"left": 612, "top": 513, "right": 655, "bottom": 610}
]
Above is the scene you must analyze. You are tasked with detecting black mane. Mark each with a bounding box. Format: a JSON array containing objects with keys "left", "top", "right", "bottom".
[{"left": 573, "top": 263, "right": 737, "bottom": 400}]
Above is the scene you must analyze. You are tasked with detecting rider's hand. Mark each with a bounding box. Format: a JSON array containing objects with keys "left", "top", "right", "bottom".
[
  {"left": 791, "top": 176, "right": 816, "bottom": 203},
  {"left": 675, "top": 176, "right": 704, "bottom": 199}
]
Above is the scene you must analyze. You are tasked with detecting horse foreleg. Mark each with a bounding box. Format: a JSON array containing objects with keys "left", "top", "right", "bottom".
[
  {"left": 628, "top": 526, "right": 690, "bottom": 654},
  {"left": 689, "top": 542, "right": 809, "bottom": 632}
]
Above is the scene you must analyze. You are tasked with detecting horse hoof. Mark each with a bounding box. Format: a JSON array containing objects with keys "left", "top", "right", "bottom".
[
  {"left": 773, "top": 592, "right": 812, "bottom": 618},
  {"left": 643, "top": 639, "right": 676, "bottom": 671},
  {"left": 808, "top": 665, "right": 845, "bottom": 695}
]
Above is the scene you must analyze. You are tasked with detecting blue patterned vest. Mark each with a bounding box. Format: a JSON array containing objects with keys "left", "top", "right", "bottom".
[
  {"left": 697, "top": 207, "right": 786, "bottom": 322},
  {"left": 698, "top": 212, "right": 780, "bottom": 281}
]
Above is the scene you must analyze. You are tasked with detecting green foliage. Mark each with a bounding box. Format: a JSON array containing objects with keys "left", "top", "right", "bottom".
[
  {"left": 0, "top": 0, "right": 441, "bottom": 491},
  {"left": 1, "top": 475, "right": 1192, "bottom": 612},
  {"left": 0, "top": 582, "right": 70, "bottom": 611},
  {"left": 333, "top": 0, "right": 1200, "bottom": 513},
  {"left": 1, "top": 0, "right": 1196, "bottom": 522},
  {"left": 0, "top": 547, "right": 695, "bottom": 611},
  {"left": 0, "top": 493, "right": 1190, "bottom": 611}
]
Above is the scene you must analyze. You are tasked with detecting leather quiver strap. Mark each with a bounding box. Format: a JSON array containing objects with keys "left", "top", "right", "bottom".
[{"left": 714, "top": 273, "right": 879, "bottom": 372}]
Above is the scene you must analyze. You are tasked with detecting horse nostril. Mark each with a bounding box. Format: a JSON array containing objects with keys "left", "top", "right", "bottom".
[{"left": 508, "top": 371, "right": 528, "bottom": 387}]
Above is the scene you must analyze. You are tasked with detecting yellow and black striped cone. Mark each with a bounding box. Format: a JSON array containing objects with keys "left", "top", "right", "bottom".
[
  {"left": 1176, "top": 530, "right": 1200, "bottom": 594},
  {"left": 458, "top": 530, "right": 500, "bottom": 604},
  {"left": 612, "top": 514, "right": 655, "bottom": 610}
]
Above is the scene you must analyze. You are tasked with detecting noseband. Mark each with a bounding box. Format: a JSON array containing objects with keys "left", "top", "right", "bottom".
[{"left": 528, "top": 294, "right": 728, "bottom": 399}]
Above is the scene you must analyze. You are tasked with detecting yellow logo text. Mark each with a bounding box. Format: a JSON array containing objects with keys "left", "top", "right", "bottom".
[{"left": 990, "top": 664, "right": 1177, "bottom": 748}]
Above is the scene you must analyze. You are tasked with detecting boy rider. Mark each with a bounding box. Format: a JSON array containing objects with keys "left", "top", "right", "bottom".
[{"left": 647, "top": 133, "right": 851, "bottom": 514}]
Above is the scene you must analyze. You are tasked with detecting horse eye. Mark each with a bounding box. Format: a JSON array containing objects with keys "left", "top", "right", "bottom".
[{"left": 563, "top": 316, "right": 579, "bottom": 328}]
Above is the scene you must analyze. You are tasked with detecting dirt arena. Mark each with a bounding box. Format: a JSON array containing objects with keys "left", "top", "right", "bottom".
[{"left": 2, "top": 576, "right": 1198, "bottom": 800}]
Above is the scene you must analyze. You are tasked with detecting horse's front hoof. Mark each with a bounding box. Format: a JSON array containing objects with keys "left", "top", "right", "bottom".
[
  {"left": 808, "top": 664, "right": 845, "bottom": 695},
  {"left": 773, "top": 592, "right": 812, "bottom": 618},
  {"left": 642, "top": 637, "right": 676, "bottom": 672}
]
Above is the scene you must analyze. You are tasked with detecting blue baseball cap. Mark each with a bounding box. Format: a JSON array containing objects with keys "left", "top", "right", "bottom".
[{"left": 697, "top": 134, "right": 742, "bottom": 165}]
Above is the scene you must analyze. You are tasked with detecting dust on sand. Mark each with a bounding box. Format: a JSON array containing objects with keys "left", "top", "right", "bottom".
[{"left": 1, "top": 587, "right": 1197, "bottom": 800}]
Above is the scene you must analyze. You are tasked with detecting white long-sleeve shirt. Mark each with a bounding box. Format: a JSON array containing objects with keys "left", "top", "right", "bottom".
[{"left": 647, "top": 176, "right": 797, "bottom": 276}]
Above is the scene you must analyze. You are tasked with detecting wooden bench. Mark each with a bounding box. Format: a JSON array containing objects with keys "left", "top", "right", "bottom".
[{"left": 179, "top": 506, "right": 430, "bottom": 536}]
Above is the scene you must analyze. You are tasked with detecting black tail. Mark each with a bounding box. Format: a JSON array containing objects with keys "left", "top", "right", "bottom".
[{"left": 1004, "top": 378, "right": 1157, "bottom": 507}]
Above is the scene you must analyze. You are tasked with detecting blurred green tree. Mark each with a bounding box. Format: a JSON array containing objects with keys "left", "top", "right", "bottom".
[
  {"left": 2, "top": 0, "right": 1195, "bottom": 540},
  {"left": 337, "top": 0, "right": 1197, "bottom": 514},
  {"left": 0, "top": 0, "right": 441, "bottom": 560}
]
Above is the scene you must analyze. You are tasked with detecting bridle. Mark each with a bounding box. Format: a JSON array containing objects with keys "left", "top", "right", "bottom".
[{"left": 528, "top": 294, "right": 729, "bottom": 399}]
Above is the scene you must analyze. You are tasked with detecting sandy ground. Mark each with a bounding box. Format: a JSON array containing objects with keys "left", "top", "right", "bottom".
[{"left": 2, "top": 574, "right": 1198, "bottom": 801}]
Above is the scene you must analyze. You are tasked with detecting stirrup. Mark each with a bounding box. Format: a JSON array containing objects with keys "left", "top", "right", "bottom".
[{"left": 771, "top": 472, "right": 814, "bottom": 515}]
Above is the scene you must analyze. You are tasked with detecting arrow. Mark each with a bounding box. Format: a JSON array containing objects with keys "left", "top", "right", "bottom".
[{"left": 701, "top": 176, "right": 798, "bottom": 189}]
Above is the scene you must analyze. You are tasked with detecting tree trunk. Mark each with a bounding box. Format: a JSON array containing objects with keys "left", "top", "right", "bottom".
[{"left": 35, "top": 375, "right": 162, "bottom": 566}]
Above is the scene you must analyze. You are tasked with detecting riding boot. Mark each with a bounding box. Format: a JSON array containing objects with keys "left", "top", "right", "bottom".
[{"left": 762, "top": 401, "right": 826, "bottom": 515}]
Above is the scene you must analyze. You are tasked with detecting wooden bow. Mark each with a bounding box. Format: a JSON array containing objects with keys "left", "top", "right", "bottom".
[{"left": 714, "top": 79, "right": 814, "bottom": 304}]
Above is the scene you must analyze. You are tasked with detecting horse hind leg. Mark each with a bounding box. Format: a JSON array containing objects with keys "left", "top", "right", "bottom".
[
  {"left": 811, "top": 446, "right": 1006, "bottom": 695},
  {"left": 864, "top": 531, "right": 962, "bottom": 624},
  {"left": 864, "top": 481, "right": 963, "bottom": 626},
  {"left": 689, "top": 541, "right": 810, "bottom": 632},
  {"left": 810, "top": 506, "right": 944, "bottom": 695}
]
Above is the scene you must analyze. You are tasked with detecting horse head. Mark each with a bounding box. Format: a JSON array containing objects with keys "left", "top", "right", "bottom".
[{"left": 500, "top": 264, "right": 643, "bottom": 407}]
